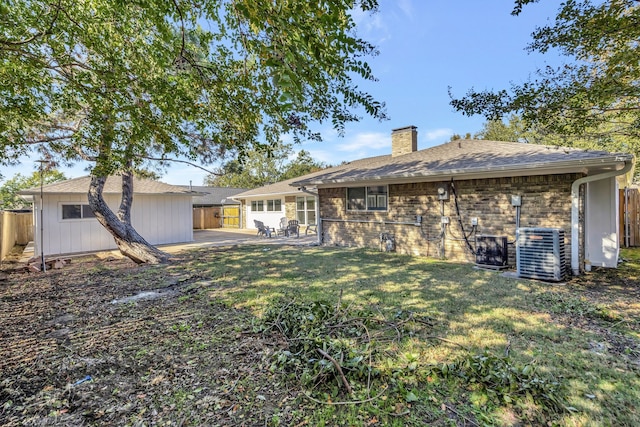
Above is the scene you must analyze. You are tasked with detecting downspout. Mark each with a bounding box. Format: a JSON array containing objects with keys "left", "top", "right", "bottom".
[
  {"left": 571, "top": 160, "right": 633, "bottom": 276},
  {"left": 298, "top": 186, "right": 320, "bottom": 244},
  {"left": 624, "top": 187, "right": 630, "bottom": 248}
]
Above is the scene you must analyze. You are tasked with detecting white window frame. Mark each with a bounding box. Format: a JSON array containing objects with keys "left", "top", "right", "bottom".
[
  {"left": 251, "top": 200, "right": 264, "bottom": 212},
  {"left": 60, "top": 203, "right": 96, "bottom": 221},
  {"left": 296, "top": 196, "right": 316, "bottom": 225},
  {"left": 346, "top": 186, "right": 388, "bottom": 211},
  {"left": 266, "top": 199, "right": 282, "bottom": 212}
]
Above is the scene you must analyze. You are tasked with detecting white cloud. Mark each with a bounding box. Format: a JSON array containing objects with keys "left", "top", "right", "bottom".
[
  {"left": 336, "top": 132, "right": 389, "bottom": 152},
  {"left": 424, "top": 128, "right": 454, "bottom": 141},
  {"left": 397, "top": 0, "right": 414, "bottom": 19},
  {"left": 350, "top": 6, "right": 390, "bottom": 44}
]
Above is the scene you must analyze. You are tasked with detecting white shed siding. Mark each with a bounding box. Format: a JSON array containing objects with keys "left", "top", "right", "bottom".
[
  {"left": 34, "top": 193, "right": 193, "bottom": 256},
  {"left": 131, "top": 194, "right": 193, "bottom": 245}
]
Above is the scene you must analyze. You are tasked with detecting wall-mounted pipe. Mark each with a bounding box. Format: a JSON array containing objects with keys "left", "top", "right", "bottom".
[
  {"left": 570, "top": 160, "right": 633, "bottom": 275},
  {"left": 624, "top": 187, "right": 630, "bottom": 248},
  {"left": 321, "top": 218, "right": 421, "bottom": 226}
]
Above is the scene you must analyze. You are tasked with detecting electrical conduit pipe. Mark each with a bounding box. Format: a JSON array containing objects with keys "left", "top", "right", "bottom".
[{"left": 571, "top": 159, "right": 633, "bottom": 276}]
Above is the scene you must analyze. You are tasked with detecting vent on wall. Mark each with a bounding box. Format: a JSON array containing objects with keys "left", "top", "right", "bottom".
[
  {"left": 516, "top": 228, "right": 567, "bottom": 281},
  {"left": 475, "top": 235, "right": 509, "bottom": 268}
]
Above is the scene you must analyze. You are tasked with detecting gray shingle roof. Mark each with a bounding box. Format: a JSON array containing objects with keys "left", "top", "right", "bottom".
[
  {"left": 181, "top": 186, "right": 246, "bottom": 205},
  {"left": 293, "top": 140, "right": 634, "bottom": 186},
  {"left": 20, "top": 176, "right": 193, "bottom": 195},
  {"left": 232, "top": 155, "right": 390, "bottom": 198}
]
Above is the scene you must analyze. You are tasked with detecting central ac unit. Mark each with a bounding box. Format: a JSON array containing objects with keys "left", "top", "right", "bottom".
[
  {"left": 475, "top": 235, "right": 508, "bottom": 268},
  {"left": 516, "top": 228, "right": 567, "bottom": 281}
]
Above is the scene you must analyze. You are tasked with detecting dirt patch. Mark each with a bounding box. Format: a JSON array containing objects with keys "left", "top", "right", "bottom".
[{"left": 0, "top": 254, "right": 295, "bottom": 426}]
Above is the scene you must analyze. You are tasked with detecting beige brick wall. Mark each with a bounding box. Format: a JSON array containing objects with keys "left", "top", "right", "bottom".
[
  {"left": 391, "top": 126, "right": 417, "bottom": 157},
  {"left": 318, "top": 173, "right": 583, "bottom": 267},
  {"left": 284, "top": 196, "right": 297, "bottom": 221}
]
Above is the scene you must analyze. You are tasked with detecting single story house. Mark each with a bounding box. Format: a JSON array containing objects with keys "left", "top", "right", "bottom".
[
  {"left": 280, "top": 126, "right": 632, "bottom": 276},
  {"left": 231, "top": 159, "right": 392, "bottom": 235},
  {"left": 232, "top": 178, "right": 322, "bottom": 234},
  {"left": 19, "top": 176, "right": 196, "bottom": 257},
  {"left": 182, "top": 186, "right": 246, "bottom": 229}
]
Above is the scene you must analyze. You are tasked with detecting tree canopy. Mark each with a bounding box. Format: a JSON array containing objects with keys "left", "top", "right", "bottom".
[
  {"left": 205, "top": 145, "right": 326, "bottom": 189},
  {"left": 1, "top": 0, "right": 384, "bottom": 262},
  {"left": 450, "top": 0, "right": 640, "bottom": 163},
  {"left": 0, "top": 170, "right": 67, "bottom": 210}
]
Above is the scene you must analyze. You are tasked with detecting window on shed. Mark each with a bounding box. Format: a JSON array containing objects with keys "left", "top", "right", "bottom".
[
  {"left": 82, "top": 205, "right": 96, "bottom": 218},
  {"left": 251, "top": 200, "right": 264, "bottom": 212},
  {"left": 61, "top": 204, "right": 96, "bottom": 220}
]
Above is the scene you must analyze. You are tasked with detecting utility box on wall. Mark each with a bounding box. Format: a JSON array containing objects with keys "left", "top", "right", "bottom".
[{"left": 475, "top": 235, "right": 509, "bottom": 268}]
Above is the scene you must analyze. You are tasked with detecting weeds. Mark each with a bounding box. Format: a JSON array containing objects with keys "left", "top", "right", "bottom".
[{"left": 533, "top": 292, "right": 622, "bottom": 322}]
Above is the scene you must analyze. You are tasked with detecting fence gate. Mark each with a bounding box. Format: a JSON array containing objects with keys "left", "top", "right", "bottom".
[
  {"left": 620, "top": 188, "right": 640, "bottom": 247},
  {"left": 222, "top": 206, "right": 240, "bottom": 228}
]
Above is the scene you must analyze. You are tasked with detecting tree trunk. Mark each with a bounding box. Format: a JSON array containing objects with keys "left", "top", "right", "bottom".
[{"left": 87, "top": 173, "right": 169, "bottom": 264}]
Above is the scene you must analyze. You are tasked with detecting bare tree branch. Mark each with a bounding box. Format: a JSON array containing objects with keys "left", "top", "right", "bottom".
[{"left": 143, "top": 156, "right": 218, "bottom": 175}]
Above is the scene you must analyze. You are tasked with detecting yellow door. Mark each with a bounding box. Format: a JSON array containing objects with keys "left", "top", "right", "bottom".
[{"left": 222, "top": 206, "right": 240, "bottom": 228}]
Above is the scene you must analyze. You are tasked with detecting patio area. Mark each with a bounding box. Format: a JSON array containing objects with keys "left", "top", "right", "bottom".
[{"left": 159, "top": 228, "right": 319, "bottom": 254}]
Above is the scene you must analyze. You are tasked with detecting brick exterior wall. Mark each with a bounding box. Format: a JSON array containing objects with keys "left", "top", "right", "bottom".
[
  {"left": 284, "top": 196, "right": 297, "bottom": 220},
  {"left": 318, "top": 173, "right": 583, "bottom": 268}
]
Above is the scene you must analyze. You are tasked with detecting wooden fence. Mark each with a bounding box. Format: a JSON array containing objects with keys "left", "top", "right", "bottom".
[
  {"left": 620, "top": 188, "right": 640, "bottom": 247},
  {"left": 193, "top": 207, "right": 222, "bottom": 230},
  {"left": 0, "top": 211, "right": 33, "bottom": 260}
]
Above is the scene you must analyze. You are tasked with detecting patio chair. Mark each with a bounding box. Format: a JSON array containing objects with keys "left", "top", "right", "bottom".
[
  {"left": 286, "top": 219, "right": 300, "bottom": 238},
  {"left": 254, "top": 220, "right": 273, "bottom": 238},
  {"left": 305, "top": 223, "right": 318, "bottom": 235},
  {"left": 276, "top": 217, "right": 289, "bottom": 237}
]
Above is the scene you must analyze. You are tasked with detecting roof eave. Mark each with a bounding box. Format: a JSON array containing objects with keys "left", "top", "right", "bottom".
[
  {"left": 232, "top": 189, "right": 305, "bottom": 199},
  {"left": 301, "top": 156, "right": 633, "bottom": 187}
]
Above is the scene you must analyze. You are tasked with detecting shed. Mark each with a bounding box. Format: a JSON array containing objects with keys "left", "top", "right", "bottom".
[{"left": 19, "top": 176, "right": 195, "bottom": 257}]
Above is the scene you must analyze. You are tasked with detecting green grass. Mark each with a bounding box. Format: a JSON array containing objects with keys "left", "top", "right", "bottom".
[{"left": 174, "top": 245, "right": 640, "bottom": 426}]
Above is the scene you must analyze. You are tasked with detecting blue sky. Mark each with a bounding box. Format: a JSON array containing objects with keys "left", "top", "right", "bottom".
[{"left": 2, "top": 0, "right": 564, "bottom": 186}]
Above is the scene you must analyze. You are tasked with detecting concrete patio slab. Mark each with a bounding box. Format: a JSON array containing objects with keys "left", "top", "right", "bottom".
[{"left": 159, "top": 228, "right": 319, "bottom": 254}]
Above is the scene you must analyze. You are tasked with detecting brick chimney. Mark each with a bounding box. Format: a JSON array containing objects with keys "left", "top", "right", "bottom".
[{"left": 391, "top": 126, "right": 417, "bottom": 157}]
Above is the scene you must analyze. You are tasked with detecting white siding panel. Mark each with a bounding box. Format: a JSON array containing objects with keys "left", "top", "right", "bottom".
[
  {"left": 131, "top": 195, "right": 192, "bottom": 245},
  {"left": 35, "top": 193, "right": 192, "bottom": 256},
  {"left": 244, "top": 196, "right": 284, "bottom": 231},
  {"left": 586, "top": 178, "right": 619, "bottom": 268}
]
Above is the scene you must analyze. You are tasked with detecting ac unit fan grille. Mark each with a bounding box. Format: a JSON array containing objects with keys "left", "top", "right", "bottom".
[{"left": 516, "top": 228, "right": 567, "bottom": 281}]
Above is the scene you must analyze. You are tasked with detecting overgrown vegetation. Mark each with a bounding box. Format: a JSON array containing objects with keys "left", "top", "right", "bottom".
[{"left": 1, "top": 245, "right": 639, "bottom": 426}]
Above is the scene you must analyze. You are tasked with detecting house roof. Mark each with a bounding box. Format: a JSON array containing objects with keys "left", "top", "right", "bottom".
[
  {"left": 181, "top": 186, "right": 246, "bottom": 205},
  {"left": 293, "top": 140, "right": 635, "bottom": 187},
  {"left": 232, "top": 155, "right": 390, "bottom": 199},
  {"left": 19, "top": 176, "right": 194, "bottom": 196}
]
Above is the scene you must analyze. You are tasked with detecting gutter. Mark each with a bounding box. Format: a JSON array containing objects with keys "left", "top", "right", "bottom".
[{"left": 570, "top": 158, "right": 634, "bottom": 275}]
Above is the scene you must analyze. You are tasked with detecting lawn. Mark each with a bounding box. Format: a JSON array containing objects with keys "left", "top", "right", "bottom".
[{"left": 1, "top": 245, "right": 639, "bottom": 426}]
